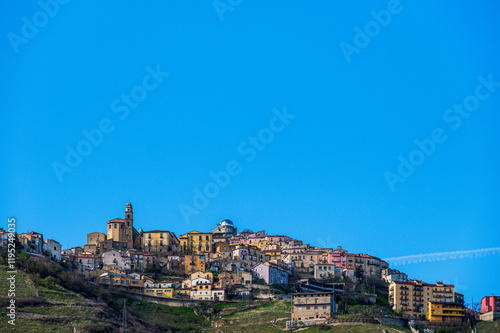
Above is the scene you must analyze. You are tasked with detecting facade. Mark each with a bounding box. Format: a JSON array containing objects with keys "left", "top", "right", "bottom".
[
  {"left": 144, "top": 288, "right": 174, "bottom": 298},
  {"left": 252, "top": 262, "right": 288, "bottom": 285},
  {"left": 389, "top": 281, "right": 455, "bottom": 318},
  {"left": 102, "top": 250, "right": 131, "bottom": 271},
  {"left": 327, "top": 246, "right": 348, "bottom": 269},
  {"left": 346, "top": 253, "right": 388, "bottom": 278},
  {"left": 106, "top": 202, "right": 140, "bottom": 250},
  {"left": 184, "top": 254, "right": 206, "bottom": 273},
  {"left": 382, "top": 268, "right": 408, "bottom": 283},
  {"left": 481, "top": 294, "right": 500, "bottom": 313},
  {"left": 480, "top": 294, "right": 500, "bottom": 321},
  {"left": 314, "top": 264, "right": 342, "bottom": 280},
  {"left": 142, "top": 230, "right": 180, "bottom": 255},
  {"left": 18, "top": 231, "right": 44, "bottom": 253},
  {"left": 191, "top": 282, "right": 213, "bottom": 300},
  {"left": 87, "top": 232, "right": 106, "bottom": 245},
  {"left": 74, "top": 253, "right": 99, "bottom": 269},
  {"left": 426, "top": 301, "right": 464, "bottom": 322},
  {"left": 97, "top": 272, "right": 144, "bottom": 294},
  {"left": 285, "top": 251, "right": 322, "bottom": 271},
  {"left": 43, "top": 239, "right": 61, "bottom": 262},
  {"left": 291, "top": 292, "right": 334, "bottom": 321},
  {"left": 100, "top": 239, "right": 128, "bottom": 253},
  {"left": 179, "top": 231, "right": 213, "bottom": 254}
]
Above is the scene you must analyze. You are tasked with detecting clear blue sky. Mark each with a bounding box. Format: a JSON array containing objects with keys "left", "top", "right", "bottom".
[{"left": 2, "top": 1, "right": 499, "bottom": 304}]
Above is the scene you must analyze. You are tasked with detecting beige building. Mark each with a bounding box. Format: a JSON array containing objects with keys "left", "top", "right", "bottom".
[
  {"left": 106, "top": 202, "right": 141, "bottom": 250},
  {"left": 87, "top": 232, "right": 106, "bottom": 245},
  {"left": 142, "top": 230, "right": 180, "bottom": 255},
  {"left": 291, "top": 292, "right": 334, "bottom": 321},
  {"left": 389, "top": 280, "right": 455, "bottom": 318}
]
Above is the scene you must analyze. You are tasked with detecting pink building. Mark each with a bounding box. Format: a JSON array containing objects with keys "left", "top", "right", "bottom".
[
  {"left": 327, "top": 246, "right": 348, "bottom": 268},
  {"left": 481, "top": 294, "right": 500, "bottom": 313},
  {"left": 265, "top": 235, "right": 292, "bottom": 243}
]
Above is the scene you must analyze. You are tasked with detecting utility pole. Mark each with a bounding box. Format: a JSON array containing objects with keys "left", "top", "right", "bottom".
[{"left": 122, "top": 300, "right": 127, "bottom": 333}]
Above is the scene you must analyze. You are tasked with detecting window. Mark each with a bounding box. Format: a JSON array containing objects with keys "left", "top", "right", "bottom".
[
  {"left": 190, "top": 236, "right": 193, "bottom": 240},
  {"left": 114, "top": 224, "right": 117, "bottom": 228}
]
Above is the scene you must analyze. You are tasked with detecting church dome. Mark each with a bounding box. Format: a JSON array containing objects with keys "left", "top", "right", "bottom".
[{"left": 218, "top": 219, "right": 234, "bottom": 227}]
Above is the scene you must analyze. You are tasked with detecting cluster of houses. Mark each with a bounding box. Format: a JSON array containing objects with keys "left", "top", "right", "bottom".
[{"left": 1, "top": 202, "right": 498, "bottom": 325}]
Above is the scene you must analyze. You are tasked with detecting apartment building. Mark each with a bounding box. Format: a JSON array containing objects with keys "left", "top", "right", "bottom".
[
  {"left": 480, "top": 294, "right": 500, "bottom": 321},
  {"left": 314, "top": 264, "right": 342, "bottom": 280},
  {"left": 144, "top": 287, "right": 174, "bottom": 298},
  {"left": 426, "top": 301, "right": 464, "bottom": 322},
  {"left": 291, "top": 292, "right": 334, "bottom": 322},
  {"left": 142, "top": 230, "right": 180, "bottom": 255},
  {"left": 179, "top": 231, "right": 212, "bottom": 254},
  {"left": 381, "top": 268, "right": 408, "bottom": 283},
  {"left": 252, "top": 262, "right": 288, "bottom": 285},
  {"left": 18, "top": 231, "right": 44, "bottom": 253},
  {"left": 389, "top": 281, "right": 455, "bottom": 318},
  {"left": 184, "top": 254, "right": 206, "bottom": 273},
  {"left": 97, "top": 272, "right": 144, "bottom": 294}
]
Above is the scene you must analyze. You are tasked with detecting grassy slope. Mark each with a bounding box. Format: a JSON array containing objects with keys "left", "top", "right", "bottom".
[
  {"left": 0, "top": 264, "right": 116, "bottom": 332},
  {"left": 475, "top": 319, "right": 500, "bottom": 333}
]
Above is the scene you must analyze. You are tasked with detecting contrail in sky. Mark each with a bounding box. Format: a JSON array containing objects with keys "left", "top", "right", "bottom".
[{"left": 384, "top": 247, "right": 500, "bottom": 266}]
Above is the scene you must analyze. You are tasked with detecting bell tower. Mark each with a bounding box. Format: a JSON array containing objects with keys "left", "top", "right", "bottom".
[{"left": 125, "top": 202, "right": 134, "bottom": 248}]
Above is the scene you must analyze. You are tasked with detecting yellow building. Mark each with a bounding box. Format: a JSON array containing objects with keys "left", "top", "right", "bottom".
[
  {"left": 426, "top": 301, "right": 464, "bottom": 322},
  {"left": 144, "top": 288, "right": 174, "bottom": 298},
  {"left": 142, "top": 230, "right": 180, "bottom": 255},
  {"left": 179, "top": 231, "right": 213, "bottom": 254},
  {"left": 257, "top": 240, "right": 270, "bottom": 250},
  {"left": 191, "top": 282, "right": 213, "bottom": 300},
  {"left": 191, "top": 271, "right": 213, "bottom": 282},
  {"left": 184, "top": 254, "right": 207, "bottom": 273},
  {"left": 174, "top": 288, "right": 191, "bottom": 298},
  {"left": 263, "top": 249, "right": 281, "bottom": 261},
  {"left": 97, "top": 272, "right": 144, "bottom": 294},
  {"left": 389, "top": 281, "right": 455, "bottom": 318}
]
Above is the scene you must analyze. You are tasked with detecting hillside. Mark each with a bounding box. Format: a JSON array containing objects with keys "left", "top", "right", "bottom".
[{"left": 1, "top": 260, "right": 496, "bottom": 333}]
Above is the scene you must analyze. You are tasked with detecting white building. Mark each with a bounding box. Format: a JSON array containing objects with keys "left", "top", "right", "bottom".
[
  {"left": 43, "top": 239, "right": 62, "bottom": 262},
  {"left": 102, "top": 250, "right": 131, "bottom": 271},
  {"left": 314, "top": 264, "right": 341, "bottom": 280}
]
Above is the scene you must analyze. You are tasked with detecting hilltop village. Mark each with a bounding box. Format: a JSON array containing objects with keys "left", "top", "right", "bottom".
[{"left": 3, "top": 202, "right": 498, "bottom": 331}]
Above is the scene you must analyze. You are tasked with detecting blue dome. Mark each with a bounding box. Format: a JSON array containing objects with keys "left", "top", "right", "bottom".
[{"left": 218, "top": 219, "right": 234, "bottom": 226}]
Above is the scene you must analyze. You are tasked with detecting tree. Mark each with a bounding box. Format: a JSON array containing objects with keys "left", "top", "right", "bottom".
[{"left": 354, "top": 266, "right": 364, "bottom": 282}]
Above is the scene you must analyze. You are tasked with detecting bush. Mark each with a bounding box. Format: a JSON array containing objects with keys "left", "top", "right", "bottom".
[
  {"left": 81, "top": 322, "right": 117, "bottom": 333},
  {"left": 317, "top": 323, "right": 331, "bottom": 330}
]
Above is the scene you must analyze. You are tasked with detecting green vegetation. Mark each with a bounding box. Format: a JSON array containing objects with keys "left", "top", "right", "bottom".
[
  {"left": 0, "top": 265, "right": 38, "bottom": 298},
  {"left": 473, "top": 319, "right": 500, "bottom": 333},
  {"left": 130, "top": 300, "right": 210, "bottom": 332},
  {"left": 304, "top": 323, "right": 410, "bottom": 332}
]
